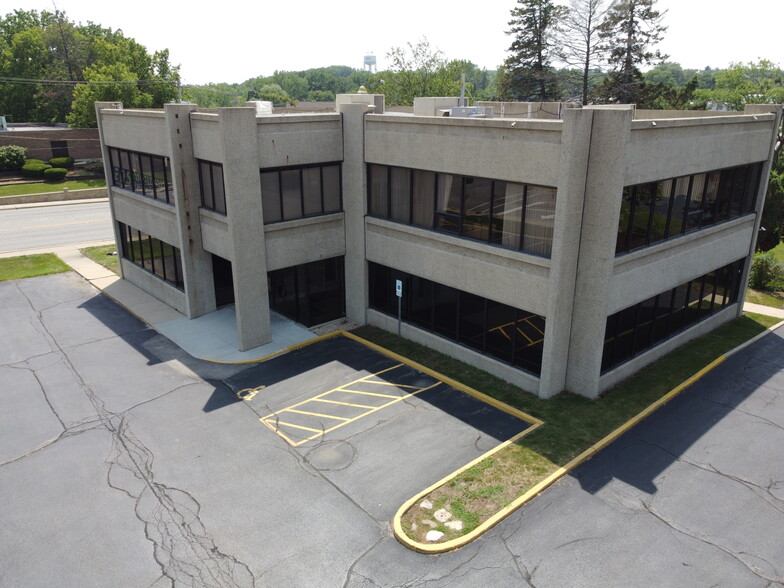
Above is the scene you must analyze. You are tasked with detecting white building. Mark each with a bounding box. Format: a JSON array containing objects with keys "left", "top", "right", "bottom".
[{"left": 94, "top": 96, "right": 783, "bottom": 399}]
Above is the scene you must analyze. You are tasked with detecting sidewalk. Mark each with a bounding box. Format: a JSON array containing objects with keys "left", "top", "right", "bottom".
[{"left": 48, "top": 245, "right": 322, "bottom": 363}]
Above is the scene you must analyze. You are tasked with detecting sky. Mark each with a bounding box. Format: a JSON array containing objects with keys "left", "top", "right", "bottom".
[{"left": 5, "top": 0, "right": 783, "bottom": 85}]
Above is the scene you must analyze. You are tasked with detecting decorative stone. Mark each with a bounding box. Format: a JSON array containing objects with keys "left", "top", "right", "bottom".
[
  {"left": 421, "top": 519, "right": 437, "bottom": 528},
  {"left": 425, "top": 530, "right": 445, "bottom": 542},
  {"left": 411, "top": 523, "right": 417, "bottom": 531},
  {"left": 420, "top": 499, "right": 433, "bottom": 509},
  {"left": 445, "top": 520, "right": 464, "bottom": 531},
  {"left": 433, "top": 508, "right": 452, "bottom": 522}
]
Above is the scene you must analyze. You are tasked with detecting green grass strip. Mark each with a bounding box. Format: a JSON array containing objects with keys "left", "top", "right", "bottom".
[
  {"left": 0, "top": 179, "right": 106, "bottom": 197},
  {"left": 0, "top": 253, "right": 70, "bottom": 282}
]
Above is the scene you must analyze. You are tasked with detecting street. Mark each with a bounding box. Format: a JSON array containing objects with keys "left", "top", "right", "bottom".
[{"left": 0, "top": 201, "right": 113, "bottom": 254}]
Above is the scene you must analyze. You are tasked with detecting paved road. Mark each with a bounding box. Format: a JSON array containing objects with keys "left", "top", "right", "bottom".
[
  {"left": 0, "top": 273, "right": 782, "bottom": 587},
  {"left": 0, "top": 201, "right": 113, "bottom": 253}
]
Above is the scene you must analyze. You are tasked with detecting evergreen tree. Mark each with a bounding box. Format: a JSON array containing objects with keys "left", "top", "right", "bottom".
[
  {"left": 498, "top": 0, "right": 564, "bottom": 102},
  {"left": 597, "top": 0, "right": 667, "bottom": 104}
]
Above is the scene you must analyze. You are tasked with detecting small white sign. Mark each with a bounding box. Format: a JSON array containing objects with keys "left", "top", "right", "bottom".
[{"left": 395, "top": 279, "right": 403, "bottom": 298}]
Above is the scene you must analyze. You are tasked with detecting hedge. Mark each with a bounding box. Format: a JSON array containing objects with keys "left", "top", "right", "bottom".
[
  {"left": 49, "top": 156, "right": 74, "bottom": 169},
  {"left": 21, "top": 162, "right": 52, "bottom": 179},
  {"left": 0, "top": 145, "right": 28, "bottom": 170},
  {"left": 43, "top": 167, "right": 68, "bottom": 182}
]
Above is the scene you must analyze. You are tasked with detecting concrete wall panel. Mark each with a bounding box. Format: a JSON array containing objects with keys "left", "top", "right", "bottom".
[
  {"left": 257, "top": 115, "right": 343, "bottom": 168},
  {"left": 100, "top": 111, "right": 168, "bottom": 155},
  {"left": 626, "top": 117, "right": 776, "bottom": 184},
  {"left": 364, "top": 116, "right": 563, "bottom": 186},
  {"left": 366, "top": 219, "right": 550, "bottom": 315},
  {"left": 609, "top": 218, "right": 755, "bottom": 312},
  {"left": 119, "top": 259, "right": 187, "bottom": 314},
  {"left": 191, "top": 115, "right": 222, "bottom": 162},
  {"left": 111, "top": 191, "right": 180, "bottom": 245},
  {"left": 264, "top": 215, "right": 346, "bottom": 271},
  {"left": 198, "top": 211, "right": 231, "bottom": 260}
]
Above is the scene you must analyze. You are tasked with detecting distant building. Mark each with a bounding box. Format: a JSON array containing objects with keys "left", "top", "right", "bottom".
[
  {"left": 94, "top": 96, "right": 782, "bottom": 399},
  {"left": 0, "top": 123, "right": 101, "bottom": 160}
]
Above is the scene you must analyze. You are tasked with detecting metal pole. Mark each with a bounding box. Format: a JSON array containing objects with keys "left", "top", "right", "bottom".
[{"left": 397, "top": 295, "right": 402, "bottom": 336}]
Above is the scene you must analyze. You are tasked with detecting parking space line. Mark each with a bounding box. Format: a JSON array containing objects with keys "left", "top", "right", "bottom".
[
  {"left": 287, "top": 408, "right": 350, "bottom": 421},
  {"left": 338, "top": 389, "right": 403, "bottom": 399},
  {"left": 312, "top": 398, "right": 377, "bottom": 409},
  {"left": 260, "top": 364, "right": 443, "bottom": 447}
]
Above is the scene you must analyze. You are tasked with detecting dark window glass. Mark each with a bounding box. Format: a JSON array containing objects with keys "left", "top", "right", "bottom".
[
  {"left": 268, "top": 257, "right": 345, "bottom": 327},
  {"left": 461, "top": 177, "right": 492, "bottom": 243},
  {"left": 522, "top": 185, "right": 556, "bottom": 257},
  {"left": 109, "top": 147, "right": 173, "bottom": 206},
  {"left": 515, "top": 312, "right": 545, "bottom": 376},
  {"left": 323, "top": 165, "right": 342, "bottom": 213},
  {"left": 281, "top": 170, "right": 302, "bottom": 220},
  {"left": 302, "top": 167, "right": 322, "bottom": 217},
  {"left": 669, "top": 176, "right": 691, "bottom": 237},
  {"left": 200, "top": 162, "right": 214, "bottom": 209},
  {"left": 261, "top": 172, "right": 282, "bottom": 222},
  {"left": 435, "top": 173, "right": 462, "bottom": 234},
  {"left": 368, "top": 262, "right": 391, "bottom": 316},
  {"left": 198, "top": 160, "right": 226, "bottom": 214},
  {"left": 412, "top": 170, "right": 435, "bottom": 228},
  {"left": 650, "top": 180, "right": 673, "bottom": 244},
  {"left": 601, "top": 259, "right": 746, "bottom": 373},
  {"left": 432, "top": 282, "right": 459, "bottom": 340},
  {"left": 616, "top": 186, "right": 633, "bottom": 253},
  {"left": 458, "top": 291, "right": 486, "bottom": 351},
  {"left": 410, "top": 275, "right": 433, "bottom": 329},
  {"left": 212, "top": 164, "right": 226, "bottom": 214},
  {"left": 699, "top": 172, "right": 719, "bottom": 228},
  {"left": 629, "top": 184, "right": 654, "bottom": 250},
  {"left": 485, "top": 299, "right": 516, "bottom": 364},
  {"left": 390, "top": 167, "right": 412, "bottom": 223},
  {"left": 117, "top": 222, "right": 183, "bottom": 290},
  {"left": 369, "top": 164, "right": 389, "bottom": 218},
  {"left": 492, "top": 182, "right": 524, "bottom": 249}
]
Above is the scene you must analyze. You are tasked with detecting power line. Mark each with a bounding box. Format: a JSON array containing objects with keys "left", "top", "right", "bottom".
[{"left": 0, "top": 76, "right": 177, "bottom": 86}]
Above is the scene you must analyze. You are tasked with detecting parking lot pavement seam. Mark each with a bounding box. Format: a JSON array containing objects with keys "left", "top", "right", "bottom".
[{"left": 393, "top": 355, "right": 729, "bottom": 554}]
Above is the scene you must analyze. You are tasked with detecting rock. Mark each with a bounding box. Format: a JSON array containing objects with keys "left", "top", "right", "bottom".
[
  {"left": 445, "top": 520, "right": 464, "bottom": 531},
  {"left": 420, "top": 499, "right": 433, "bottom": 509},
  {"left": 411, "top": 523, "right": 417, "bottom": 531},
  {"left": 421, "top": 519, "right": 437, "bottom": 528},
  {"left": 425, "top": 530, "right": 445, "bottom": 542},
  {"left": 434, "top": 508, "right": 452, "bottom": 522}
]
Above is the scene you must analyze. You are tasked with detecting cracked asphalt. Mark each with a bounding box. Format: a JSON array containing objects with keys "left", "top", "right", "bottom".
[{"left": 1, "top": 272, "right": 783, "bottom": 587}]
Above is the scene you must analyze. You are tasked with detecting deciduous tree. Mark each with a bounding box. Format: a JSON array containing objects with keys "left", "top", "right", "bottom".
[{"left": 557, "top": 0, "right": 607, "bottom": 104}]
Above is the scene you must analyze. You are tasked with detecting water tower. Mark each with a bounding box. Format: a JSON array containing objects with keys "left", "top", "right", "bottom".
[{"left": 363, "top": 54, "right": 377, "bottom": 73}]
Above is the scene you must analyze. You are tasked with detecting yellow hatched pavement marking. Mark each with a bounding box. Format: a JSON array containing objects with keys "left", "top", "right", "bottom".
[{"left": 260, "top": 363, "right": 443, "bottom": 447}]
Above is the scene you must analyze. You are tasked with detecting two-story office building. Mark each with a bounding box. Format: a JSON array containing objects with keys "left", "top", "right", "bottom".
[{"left": 94, "top": 97, "right": 782, "bottom": 399}]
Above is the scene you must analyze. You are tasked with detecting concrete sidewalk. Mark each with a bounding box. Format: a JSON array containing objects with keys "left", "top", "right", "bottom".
[{"left": 44, "top": 244, "right": 322, "bottom": 362}]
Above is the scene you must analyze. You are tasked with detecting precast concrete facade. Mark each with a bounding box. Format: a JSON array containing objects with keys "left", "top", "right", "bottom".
[{"left": 95, "top": 98, "right": 782, "bottom": 399}]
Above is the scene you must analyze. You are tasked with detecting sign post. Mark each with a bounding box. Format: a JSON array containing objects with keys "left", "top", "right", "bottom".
[{"left": 395, "top": 279, "right": 403, "bottom": 336}]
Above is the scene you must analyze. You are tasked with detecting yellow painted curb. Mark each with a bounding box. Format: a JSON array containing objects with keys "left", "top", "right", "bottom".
[
  {"left": 393, "top": 355, "right": 727, "bottom": 554},
  {"left": 199, "top": 330, "right": 344, "bottom": 364}
]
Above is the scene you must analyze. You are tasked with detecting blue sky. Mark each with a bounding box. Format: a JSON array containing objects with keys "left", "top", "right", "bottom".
[{"left": 7, "top": 0, "right": 782, "bottom": 85}]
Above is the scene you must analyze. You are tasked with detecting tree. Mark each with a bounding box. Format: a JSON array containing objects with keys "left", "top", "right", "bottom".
[
  {"left": 694, "top": 60, "right": 784, "bottom": 111},
  {"left": 557, "top": 0, "right": 607, "bottom": 104},
  {"left": 597, "top": 0, "right": 667, "bottom": 104},
  {"left": 382, "top": 38, "right": 462, "bottom": 106},
  {"left": 67, "top": 63, "right": 153, "bottom": 127},
  {"left": 498, "top": 0, "right": 564, "bottom": 102}
]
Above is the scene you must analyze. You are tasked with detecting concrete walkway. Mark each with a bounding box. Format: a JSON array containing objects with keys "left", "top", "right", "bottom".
[
  {"left": 742, "top": 300, "right": 784, "bottom": 318},
  {"left": 35, "top": 243, "right": 320, "bottom": 362}
]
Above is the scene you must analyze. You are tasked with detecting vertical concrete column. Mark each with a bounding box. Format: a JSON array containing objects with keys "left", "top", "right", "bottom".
[
  {"left": 219, "top": 107, "right": 271, "bottom": 350},
  {"left": 737, "top": 104, "right": 784, "bottom": 316},
  {"left": 94, "top": 101, "right": 125, "bottom": 276},
  {"left": 565, "top": 106, "right": 635, "bottom": 398},
  {"left": 538, "top": 108, "right": 595, "bottom": 398},
  {"left": 339, "top": 102, "right": 371, "bottom": 324},
  {"left": 164, "top": 103, "right": 216, "bottom": 318}
]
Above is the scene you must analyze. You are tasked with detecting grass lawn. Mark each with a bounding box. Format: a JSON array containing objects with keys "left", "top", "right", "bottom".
[
  {"left": 80, "top": 244, "right": 120, "bottom": 275},
  {"left": 353, "top": 311, "right": 781, "bottom": 544},
  {"left": 0, "top": 179, "right": 106, "bottom": 197},
  {"left": 746, "top": 287, "right": 784, "bottom": 309},
  {"left": 0, "top": 253, "right": 70, "bottom": 282}
]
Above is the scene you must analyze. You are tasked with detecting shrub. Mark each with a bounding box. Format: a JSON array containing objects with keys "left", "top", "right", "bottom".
[
  {"left": 749, "top": 251, "right": 784, "bottom": 291},
  {"left": 84, "top": 161, "right": 104, "bottom": 175},
  {"left": 25, "top": 158, "right": 47, "bottom": 166},
  {"left": 21, "top": 162, "right": 52, "bottom": 179},
  {"left": 0, "top": 145, "right": 27, "bottom": 170},
  {"left": 306, "top": 90, "right": 336, "bottom": 102},
  {"left": 43, "top": 167, "right": 68, "bottom": 182},
  {"left": 49, "top": 156, "right": 74, "bottom": 169}
]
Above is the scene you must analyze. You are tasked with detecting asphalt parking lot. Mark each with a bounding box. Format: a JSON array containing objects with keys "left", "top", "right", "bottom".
[{"left": 1, "top": 271, "right": 783, "bottom": 587}]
